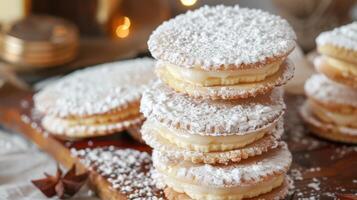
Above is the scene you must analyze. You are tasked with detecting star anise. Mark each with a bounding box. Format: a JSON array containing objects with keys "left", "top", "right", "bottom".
[
  {"left": 31, "top": 164, "right": 89, "bottom": 199},
  {"left": 336, "top": 194, "right": 357, "bottom": 200}
]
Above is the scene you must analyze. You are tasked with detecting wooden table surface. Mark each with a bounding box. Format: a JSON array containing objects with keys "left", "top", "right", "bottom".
[{"left": 0, "top": 85, "right": 356, "bottom": 200}]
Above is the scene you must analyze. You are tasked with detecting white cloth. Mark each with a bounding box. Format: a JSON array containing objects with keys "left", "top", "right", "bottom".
[
  {"left": 0, "top": 130, "right": 99, "bottom": 200},
  {"left": 284, "top": 46, "right": 316, "bottom": 95}
]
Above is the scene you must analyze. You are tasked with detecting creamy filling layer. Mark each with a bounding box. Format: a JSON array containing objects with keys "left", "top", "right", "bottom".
[
  {"left": 164, "top": 60, "right": 283, "bottom": 86},
  {"left": 53, "top": 107, "right": 140, "bottom": 126},
  {"left": 148, "top": 121, "right": 272, "bottom": 152},
  {"left": 325, "top": 56, "right": 357, "bottom": 76},
  {"left": 160, "top": 171, "right": 285, "bottom": 200},
  {"left": 309, "top": 100, "right": 357, "bottom": 128}
]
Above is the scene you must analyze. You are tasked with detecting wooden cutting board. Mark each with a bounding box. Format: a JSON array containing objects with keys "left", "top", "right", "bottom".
[{"left": 0, "top": 85, "right": 356, "bottom": 199}]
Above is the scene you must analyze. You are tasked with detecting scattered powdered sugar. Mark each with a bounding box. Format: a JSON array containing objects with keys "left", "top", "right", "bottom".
[
  {"left": 148, "top": 5, "right": 296, "bottom": 70},
  {"left": 316, "top": 22, "right": 357, "bottom": 51},
  {"left": 71, "top": 147, "right": 165, "bottom": 200},
  {"left": 307, "top": 178, "right": 321, "bottom": 191},
  {"left": 34, "top": 58, "right": 155, "bottom": 118},
  {"left": 290, "top": 169, "right": 303, "bottom": 181},
  {"left": 293, "top": 177, "right": 324, "bottom": 199},
  {"left": 153, "top": 143, "right": 291, "bottom": 187},
  {"left": 329, "top": 145, "right": 357, "bottom": 161},
  {"left": 141, "top": 81, "right": 285, "bottom": 136},
  {"left": 284, "top": 94, "right": 326, "bottom": 151},
  {"left": 307, "top": 167, "right": 321, "bottom": 173},
  {"left": 305, "top": 74, "right": 357, "bottom": 108}
]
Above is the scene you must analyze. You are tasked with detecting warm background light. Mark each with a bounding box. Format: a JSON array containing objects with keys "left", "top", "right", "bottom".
[
  {"left": 180, "top": 0, "right": 197, "bottom": 7},
  {"left": 115, "top": 16, "right": 131, "bottom": 38}
]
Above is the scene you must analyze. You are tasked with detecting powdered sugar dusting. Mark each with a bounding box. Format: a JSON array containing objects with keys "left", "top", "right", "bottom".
[
  {"left": 148, "top": 5, "right": 296, "bottom": 70},
  {"left": 305, "top": 74, "right": 357, "bottom": 108},
  {"left": 153, "top": 143, "right": 291, "bottom": 187},
  {"left": 34, "top": 58, "right": 155, "bottom": 118},
  {"left": 71, "top": 147, "right": 165, "bottom": 199},
  {"left": 307, "top": 179, "right": 321, "bottom": 191},
  {"left": 316, "top": 22, "right": 357, "bottom": 51},
  {"left": 141, "top": 81, "right": 285, "bottom": 135}
]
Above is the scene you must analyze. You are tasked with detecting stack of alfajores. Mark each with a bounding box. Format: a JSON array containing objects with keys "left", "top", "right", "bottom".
[
  {"left": 141, "top": 5, "right": 297, "bottom": 200},
  {"left": 301, "top": 22, "right": 357, "bottom": 144}
]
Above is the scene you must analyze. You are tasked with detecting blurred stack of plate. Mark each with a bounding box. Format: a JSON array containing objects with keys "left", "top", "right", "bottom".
[{"left": 0, "top": 15, "right": 78, "bottom": 71}]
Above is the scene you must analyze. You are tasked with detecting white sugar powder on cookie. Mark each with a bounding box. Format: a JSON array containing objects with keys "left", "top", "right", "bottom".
[
  {"left": 141, "top": 81, "right": 285, "bottom": 136},
  {"left": 34, "top": 58, "right": 155, "bottom": 118},
  {"left": 148, "top": 5, "right": 296, "bottom": 70},
  {"left": 316, "top": 22, "right": 357, "bottom": 51},
  {"left": 305, "top": 74, "right": 357, "bottom": 108}
]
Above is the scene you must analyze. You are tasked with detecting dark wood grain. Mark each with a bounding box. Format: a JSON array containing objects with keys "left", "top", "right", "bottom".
[{"left": 0, "top": 86, "right": 356, "bottom": 199}]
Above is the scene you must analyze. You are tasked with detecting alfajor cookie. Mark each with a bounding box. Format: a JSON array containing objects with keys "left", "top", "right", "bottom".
[
  {"left": 301, "top": 74, "right": 357, "bottom": 143},
  {"left": 148, "top": 5, "right": 296, "bottom": 99},
  {"left": 142, "top": 119, "right": 283, "bottom": 164},
  {"left": 140, "top": 81, "right": 285, "bottom": 161},
  {"left": 34, "top": 58, "right": 155, "bottom": 139},
  {"left": 153, "top": 143, "right": 292, "bottom": 200},
  {"left": 316, "top": 22, "right": 357, "bottom": 88}
]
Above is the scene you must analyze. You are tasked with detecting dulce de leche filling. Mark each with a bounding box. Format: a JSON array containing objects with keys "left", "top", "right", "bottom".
[
  {"left": 148, "top": 121, "right": 273, "bottom": 152},
  {"left": 309, "top": 100, "right": 357, "bottom": 128},
  {"left": 163, "top": 59, "right": 283, "bottom": 87},
  {"left": 53, "top": 106, "right": 140, "bottom": 126},
  {"left": 160, "top": 171, "right": 285, "bottom": 200},
  {"left": 324, "top": 56, "right": 357, "bottom": 76}
]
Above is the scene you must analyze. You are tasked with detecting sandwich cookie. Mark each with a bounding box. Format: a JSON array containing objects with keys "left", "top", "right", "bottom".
[
  {"left": 164, "top": 178, "right": 290, "bottom": 200},
  {"left": 142, "top": 119, "right": 283, "bottom": 164},
  {"left": 153, "top": 143, "right": 292, "bottom": 200},
  {"left": 301, "top": 74, "right": 357, "bottom": 143},
  {"left": 140, "top": 81, "right": 285, "bottom": 161},
  {"left": 34, "top": 58, "right": 155, "bottom": 139},
  {"left": 315, "top": 22, "right": 357, "bottom": 88},
  {"left": 148, "top": 5, "right": 296, "bottom": 99}
]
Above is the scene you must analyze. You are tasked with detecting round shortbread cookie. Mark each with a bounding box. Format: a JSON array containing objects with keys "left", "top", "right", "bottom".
[
  {"left": 141, "top": 81, "right": 285, "bottom": 136},
  {"left": 153, "top": 143, "right": 291, "bottom": 200},
  {"left": 316, "top": 22, "right": 357, "bottom": 64},
  {"left": 157, "top": 59, "right": 294, "bottom": 99},
  {"left": 300, "top": 102, "right": 357, "bottom": 144},
  {"left": 314, "top": 56, "right": 357, "bottom": 89},
  {"left": 142, "top": 119, "right": 284, "bottom": 164},
  {"left": 164, "top": 177, "right": 290, "bottom": 200},
  {"left": 305, "top": 74, "right": 357, "bottom": 113},
  {"left": 42, "top": 115, "right": 145, "bottom": 140},
  {"left": 305, "top": 73, "right": 357, "bottom": 107},
  {"left": 148, "top": 5, "right": 296, "bottom": 71},
  {"left": 34, "top": 58, "right": 155, "bottom": 118}
]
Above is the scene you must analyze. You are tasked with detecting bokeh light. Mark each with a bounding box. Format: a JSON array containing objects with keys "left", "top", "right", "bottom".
[
  {"left": 180, "top": 0, "right": 197, "bottom": 7},
  {"left": 115, "top": 16, "right": 131, "bottom": 38}
]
